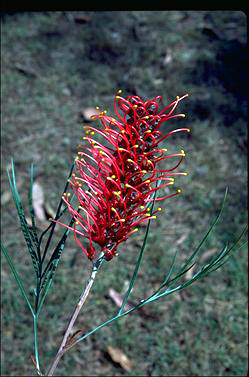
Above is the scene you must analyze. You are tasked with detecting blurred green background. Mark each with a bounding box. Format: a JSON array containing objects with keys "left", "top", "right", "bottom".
[{"left": 1, "top": 11, "right": 248, "bottom": 376}]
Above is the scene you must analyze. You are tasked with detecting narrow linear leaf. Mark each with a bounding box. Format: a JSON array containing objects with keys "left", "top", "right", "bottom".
[
  {"left": 1, "top": 241, "right": 34, "bottom": 315},
  {"left": 118, "top": 180, "right": 160, "bottom": 315},
  {"left": 7, "top": 161, "right": 39, "bottom": 276},
  {"left": 180, "top": 187, "right": 228, "bottom": 272}
]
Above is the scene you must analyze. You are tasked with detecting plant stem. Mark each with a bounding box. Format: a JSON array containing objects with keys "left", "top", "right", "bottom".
[
  {"left": 46, "top": 258, "right": 102, "bottom": 376},
  {"left": 33, "top": 315, "right": 41, "bottom": 375}
]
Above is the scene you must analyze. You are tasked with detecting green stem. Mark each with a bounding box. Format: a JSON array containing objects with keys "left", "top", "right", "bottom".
[{"left": 33, "top": 315, "right": 41, "bottom": 374}]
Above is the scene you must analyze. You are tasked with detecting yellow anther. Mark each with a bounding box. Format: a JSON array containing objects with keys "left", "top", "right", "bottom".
[
  {"left": 106, "top": 177, "right": 112, "bottom": 180},
  {"left": 91, "top": 131, "right": 95, "bottom": 135},
  {"left": 67, "top": 193, "right": 71, "bottom": 196},
  {"left": 144, "top": 116, "right": 149, "bottom": 119},
  {"left": 187, "top": 128, "right": 191, "bottom": 132},
  {"left": 162, "top": 148, "right": 168, "bottom": 152},
  {"left": 125, "top": 183, "right": 132, "bottom": 188},
  {"left": 85, "top": 130, "right": 89, "bottom": 135},
  {"left": 113, "top": 191, "right": 121, "bottom": 197},
  {"left": 75, "top": 156, "right": 79, "bottom": 160},
  {"left": 117, "top": 89, "right": 122, "bottom": 94},
  {"left": 181, "top": 114, "right": 186, "bottom": 118},
  {"left": 72, "top": 173, "right": 76, "bottom": 176},
  {"left": 132, "top": 228, "right": 139, "bottom": 233},
  {"left": 147, "top": 208, "right": 150, "bottom": 212},
  {"left": 83, "top": 136, "right": 87, "bottom": 140},
  {"left": 151, "top": 216, "right": 157, "bottom": 219},
  {"left": 132, "top": 145, "right": 139, "bottom": 148},
  {"left": 75, "top": 221, "right": 79, "bottom": 225},
  {"left": 177, "top": 189, "right": 182, "bottom": 193},
  {"left": 158, "top": 207, "right": 162, "bottom": 211},
  {"left": 144, "top": 130, "right": 151, "bottom": 134},
  {"left": 96, "top": 106, "right": 100, "bottom": 110},
  {"left": 121, "top": 130, "right": 126, "bottom": 133},
  {"left": 111, "top": 175, "right": 116, "bottom": 179},
  {"left": 176, "top": 96, "right": 180, "bottom": 100},
  {"left": 104, "top": 110, "right": 107, "bottom": 114},
  {"left": 145, "top": 179, "right": 151, "bottom": 183},
  {"left": 140, "top": 205, "right": 145, "bottom": 209},
  {"left": 145, "top": 213, "right": 151, "bottom": 217},
  {"left": 111, "top": 207, "right": 116, "bottom": 212},
  {"left": 116, "top": 96, "right": 121, "bottom": 99},
  {"left": 118, "top": 148, "right": 126, "bottom": 152},
  {"left": 142, "top": 170, "right": 147, "bottom": 174},
  {"left": 120, "top": 219, "right": 125, "bottom": 222},
  {"left": 133, "top": 105, "right": 138, "bottom": 108},
  {"left": 147, "top": 160, "right": 153, "bottom": 165},
  {"left": 182, "top": 172, "right": 188, "bottom": 176}
]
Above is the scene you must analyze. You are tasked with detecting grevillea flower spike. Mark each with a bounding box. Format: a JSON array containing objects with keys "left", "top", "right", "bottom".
[{"left": 57, "top": 91, "right": 190, "bottom": 261}]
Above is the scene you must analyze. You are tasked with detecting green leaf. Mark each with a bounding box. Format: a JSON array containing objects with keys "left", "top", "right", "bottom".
[
  {"left": 37, "top": 222, "right": 74, "bottom": 315},
  {"left": 118, "top": 180, "right": 160, "bottom": 315},
  {"left": 7, "top": 160, "right": 39, "bottom": 276},
  {"left": 1, "top": 241, "right": 34, "bottom": 315},
  {"left": 180, "top": 187, "right": 228, "bottom": 272}
]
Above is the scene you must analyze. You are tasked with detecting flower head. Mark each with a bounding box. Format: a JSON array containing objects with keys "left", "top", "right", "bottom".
[{"left": 58, "top": 92, "right": 190, "bottom": 261}]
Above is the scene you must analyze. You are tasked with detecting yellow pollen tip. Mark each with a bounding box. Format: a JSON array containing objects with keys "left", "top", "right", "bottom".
[
  {"left": 144, "top": 130, "right": 152, "bottom": 134},
  {"left": 133, "top": 105, "right": 138, "bottom": 108},
  {"left": 183, "top": 172, "right": 188, "bottom": 176},
  {"left": 133, "top": 228, "right": 139, "bottom": 232},
  {"left": 158, "top": 207, "right": 162, "bottom": 211},
  {"left": 117, "top": 89, "right": 122, "bottom": 94},
  {"left": 140, "top": 206, "right": 145, "bottom": 209},
  {"left": 151, "top": 216, "right": 157, "bottom": 219},
  {"left": 111, "top": 207, "right": 116, "bottom": 212},
  {"left": 127, "top": 159, "right": 134, "bottom": 163},
  {"left": 176, "top": 96, "right": 180, "bottom": 100},
  {"left": 187, "top": 128, "right": 191, "bottom": 132},
  {"left": 177, "top": 189, "right": 182, "bottom": 193},
  {"left": 121, "top": 130, "right": 126, "bottom": 133},
  {"left": 120, "top": 219, "right": 125, "bottom": 222},
  {"left": 111, "top": 175, "right": 116, "bottom": 179},
  {"left": 162, "top": 148, "right": 168, "bottom": 152},
  {"left": 147, "top": 208, "right": 150, "bottom": 212},
  {"left": 145, "top": 180, "right": 151, "bottom": 183},
  {"left": 96, "top": 106, "right": 100, "bottom": 110},
  {"left": 141, "top": 170, "right": 147, "bottom": 174},
  {"left": 83, "top": 136, "right": 87, "bottom": 140},
  {"left": 91, "top": 131, "right": 95, "bottom": 135},
  {"left": 116, "top": 96, "right": 121, "bottom": 99}
]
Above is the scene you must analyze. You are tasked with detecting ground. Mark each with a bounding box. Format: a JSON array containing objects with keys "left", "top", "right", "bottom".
[{"left": 1, "top": 11, "right": 248, "bottom": 377}]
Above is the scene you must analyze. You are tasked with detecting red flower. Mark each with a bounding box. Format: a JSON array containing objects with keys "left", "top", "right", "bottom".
[{"left": 58, "top": 91, "right": 190, "bottom": 261}]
